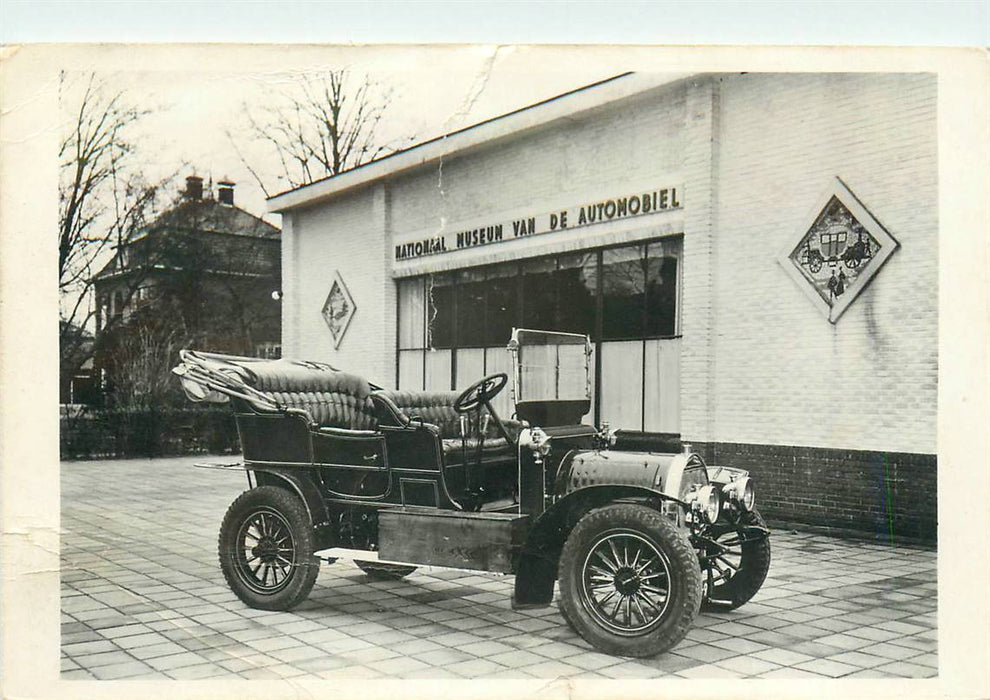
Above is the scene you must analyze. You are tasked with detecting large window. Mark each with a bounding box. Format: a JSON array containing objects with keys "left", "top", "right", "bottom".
[
  {"left": 556, "top": 251, "right": 597, "bottom": 336},
  {"left": 457, "top": 267, "right": 487, "bottom": 347},
  {"left": 486, "top": 263, "right": 519, "bottom": 345},
  {"left": 646, "top": 239, "right": 679, "bottom": 337},
  {"left": 521, "top": 258, "right": 556, "bottom": 332},
  {"left": 428, "top": 273, "right": 454, "bottom": 349},
  {"left": 602, "top": 247, "right": 645, "bottom": 339},
  {"left": 396, "top": 236, "right": 682, "bottom": 432}
]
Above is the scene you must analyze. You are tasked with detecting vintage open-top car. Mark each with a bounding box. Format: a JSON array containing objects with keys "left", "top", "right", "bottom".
[{"left": 173, "top": 329, "right": 770, "bottom": 657}]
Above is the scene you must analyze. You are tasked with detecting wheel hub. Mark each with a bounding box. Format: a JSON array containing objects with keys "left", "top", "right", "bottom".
[
  {"left": 252, "top": 537, "right": 280, "bottom": 563},
  {"left": 613, "top": 567, "right": 640, "bottom": 596}
]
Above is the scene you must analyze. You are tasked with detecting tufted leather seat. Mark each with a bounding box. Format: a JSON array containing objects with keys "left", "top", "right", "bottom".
[
  {"left": 380, "top": 389, "right": 524, "bottom": 447},
  {"left": 237, "top": 360, "right": 522, "bottom": 458},
  {"left": 239, "top": 359, "right": 377, "bottom": 431},
  {"left": 379, "top": 390, "right": 465, "bottom": 438}
]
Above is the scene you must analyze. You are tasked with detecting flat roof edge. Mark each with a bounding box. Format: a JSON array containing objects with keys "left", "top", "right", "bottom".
[{"left": 267, "top": 72, "right": 690, "bottom": 214}]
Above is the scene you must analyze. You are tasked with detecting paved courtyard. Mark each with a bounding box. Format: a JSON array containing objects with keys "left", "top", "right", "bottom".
[{"left": 61, "top": 455, "right": 937, "bottom": 680}]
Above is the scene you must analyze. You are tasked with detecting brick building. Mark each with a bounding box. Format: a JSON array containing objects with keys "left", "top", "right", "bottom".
[
  {"left": 267, "top": 73, "right": 937, "bottom": 540},
  {"left": 93, "top": 176, "right": 283, "bottom": 361}
]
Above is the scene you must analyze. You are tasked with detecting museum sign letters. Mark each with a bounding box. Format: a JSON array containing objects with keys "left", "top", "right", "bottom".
[{"left": 394, "top": 185, "right": 682, "bottom": 262}]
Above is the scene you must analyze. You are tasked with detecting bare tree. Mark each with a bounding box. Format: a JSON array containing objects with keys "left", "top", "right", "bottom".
[
  {"left": 102, "top": 310, "right": 187, "bottom": 411},
  {"left": 233, "top": 70, "right": 408, "bottom": 196},
  {"left": 58, "top": 72, "right": 174, "bottom": 383}
]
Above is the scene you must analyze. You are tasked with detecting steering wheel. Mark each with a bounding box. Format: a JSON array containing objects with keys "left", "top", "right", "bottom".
[{"left": 453, "top": 373, "right": 508, "bottom": 414}]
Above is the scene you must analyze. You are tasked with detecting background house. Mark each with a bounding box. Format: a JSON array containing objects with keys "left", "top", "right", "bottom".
[
  {"left": 59, "top": 174, "right": 281, "bottom": 457},
  {"left": 92, "top": 174, "right": 282, "bottom": 393}
]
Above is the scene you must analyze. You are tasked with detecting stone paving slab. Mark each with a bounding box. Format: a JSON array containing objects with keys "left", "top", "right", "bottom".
[{"left": 60, "top": 455, "right": 937, "bottom": 680}]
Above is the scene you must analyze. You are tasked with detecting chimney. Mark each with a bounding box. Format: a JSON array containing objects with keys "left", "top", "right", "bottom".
[
  {"left": 184, "top": 175, "right": 204, "bottom": 200},
  {"left": 217, "top": 179, "right": 235, "bottom": 206}
]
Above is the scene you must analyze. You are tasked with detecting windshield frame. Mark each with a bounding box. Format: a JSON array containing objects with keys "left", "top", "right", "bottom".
[{"left": 506, "top": 328, "right": 593, "bottom": 409}]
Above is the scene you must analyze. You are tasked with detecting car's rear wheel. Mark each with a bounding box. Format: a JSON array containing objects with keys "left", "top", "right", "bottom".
[
  {"left": 559, "top": 594, "right": 579, "bottom": 633},
  {"left": 219, "top": 486, "right": 319, "bottom": 610},
  {"left": 354, "top": 560, "right": 417, "bottom": 580},
  {"left": 558, "top": 504, "right": 701, "bottom": 657},
  {"left": 701, "top": 508, "right": 771, "bottom": 610}
]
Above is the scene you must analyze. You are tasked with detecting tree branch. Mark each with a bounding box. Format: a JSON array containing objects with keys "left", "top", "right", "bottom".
[{"left": 239, "top": 69, "right": 407, "bottom": 193}]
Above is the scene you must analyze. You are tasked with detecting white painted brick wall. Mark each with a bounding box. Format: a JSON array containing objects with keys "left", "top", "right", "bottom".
[
  {"left": 680, "top": 78, "right": 718, "bottom": 442},
  {"left": 286, "top": 184, "right": 396, "bottom": 385},
  {"left": 283, "top": 73, "right": 937, "bottom": 458},
  {"left": 698, "top": 73, "right": 937, "bottom": 454},
  {"left": 388, "top": 84, "right": 687, "bottom": 240}
]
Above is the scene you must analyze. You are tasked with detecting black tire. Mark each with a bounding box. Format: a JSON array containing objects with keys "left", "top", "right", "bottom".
[
  {"left": 218, "top": 486, "right": 320, "bottom": 610},
  {"left": 701, "top": 508, "right": 771, "bottom": 611},
  {"left": 558, "top": 504, "right": 702, "bottom": 658},
  {"left": 559, "top": 596, "right": 579, "bottom": 633},
  {"left": 354, "top": 560, "right": 417, "bottom": 580}
]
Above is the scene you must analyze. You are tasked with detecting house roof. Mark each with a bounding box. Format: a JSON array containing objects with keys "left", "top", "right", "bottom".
[
  {"left": 92, "top": 197, "right": 280, "bottom": 282},
  {"left": 92, "top": 254, "right": 122, "bottom": 282},
  {"left": 267, "top": 71, "right": 690, "bottom": 214},
  {"left": 59, "top": 319, "right": 94, "bottom": 367},
  {"left": 134, "top": 197, "right": 280, "bottom": 242}
]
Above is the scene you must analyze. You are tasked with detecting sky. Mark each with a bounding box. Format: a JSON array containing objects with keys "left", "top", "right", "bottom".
[
  {"left": 56, "top": 45, "right": 652, "bottom": 327},
  {"left": 68, "top": 46, "right": 642, "bottom": 225}
]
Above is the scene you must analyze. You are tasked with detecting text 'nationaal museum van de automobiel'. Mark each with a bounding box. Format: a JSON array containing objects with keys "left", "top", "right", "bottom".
[{"left": 267, "top": 72, "right": 937, "bottom": 541}]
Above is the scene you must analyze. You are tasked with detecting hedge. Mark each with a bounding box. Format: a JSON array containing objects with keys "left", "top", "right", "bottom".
[{"left": 60, "top": 406, "right": 240, "bottom": 460}]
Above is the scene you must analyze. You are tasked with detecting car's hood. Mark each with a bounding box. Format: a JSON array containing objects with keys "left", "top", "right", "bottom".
[{"left": 556, "top": 449, "right": 709, "bottom": 501}]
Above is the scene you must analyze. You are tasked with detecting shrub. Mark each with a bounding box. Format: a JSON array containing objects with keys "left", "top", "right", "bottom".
[{"left": 60, "top": 405, "right": 239, "bottom": 460}]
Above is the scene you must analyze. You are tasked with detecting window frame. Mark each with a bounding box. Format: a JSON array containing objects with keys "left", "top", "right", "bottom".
[{"left": 395, "top": 235, "right": 684, "bottom": 423}]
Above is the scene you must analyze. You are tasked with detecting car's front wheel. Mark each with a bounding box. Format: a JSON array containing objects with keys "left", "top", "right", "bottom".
[
  {"left": 218, "top": 486, "right": 320, "bottom": 610},
  {"left": 558, "top": 504, "right": 702, "bottom": 657},
  {"left": 701, "top": 508, "right": 771, "bottom": 610}
]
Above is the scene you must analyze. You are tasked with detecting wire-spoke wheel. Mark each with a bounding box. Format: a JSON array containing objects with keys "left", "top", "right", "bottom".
[
  {"left": 219, "top": 486, "right": 319, "bottom": 610},
  {"left": 235, "top": 508, "right": 296, "bottom": 594},
  {"left": 582, "top": 532, "right": 672, "bottom": 635},
  {"left": 701, "top": 508, "right": 771, "bottom": 611},
  {"left": 559, "top": 504, "right": 701, "bottom": 657}
]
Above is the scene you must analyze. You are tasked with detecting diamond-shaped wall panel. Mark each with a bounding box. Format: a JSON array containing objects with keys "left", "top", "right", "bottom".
[
  {"left": 779, "top": 177, "right": 899, "bottom": 323},
  {"left": 321, "top": 271, "right": 356, "bottom": 348}
]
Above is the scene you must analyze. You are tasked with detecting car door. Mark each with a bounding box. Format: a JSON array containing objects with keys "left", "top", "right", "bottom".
[{"left": 311, "top": 427, "right": 391, "bottom": 500}]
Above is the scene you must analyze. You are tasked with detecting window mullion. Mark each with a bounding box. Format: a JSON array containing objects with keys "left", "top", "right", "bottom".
[
  {"left": 450, "top": 273, "right": 458, "bottom": 390},
  {"left": 593, "top": 249, "right": 603, "bottom": 426},
  {"left": 641, "top": 246, "right": 648, "bottom": 431}
]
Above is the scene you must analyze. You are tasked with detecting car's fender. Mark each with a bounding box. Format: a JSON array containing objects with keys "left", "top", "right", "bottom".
[
  {"left": 512, "top": 484, "right": 681, "bottom": 609},
  {"left": 251, "top": 467, "right": 333, "bottom": 545}
]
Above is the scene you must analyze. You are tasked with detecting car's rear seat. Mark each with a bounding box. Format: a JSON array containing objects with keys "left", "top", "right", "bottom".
[
  {"left": 236, "top": 358, "right": 379, "bottom": 430},
  {"left": 235, "top": 358, "right": 521, "bottom": 458}
]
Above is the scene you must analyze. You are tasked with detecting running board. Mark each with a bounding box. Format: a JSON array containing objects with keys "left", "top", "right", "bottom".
[
  {"left": 313, "top": 547, "right": 511, "bottom": 577},
  {"left": 313, "top": 547, "right": 415, "bottom": 566},
  {"left": 193, "top": 461, "right": 246, "bottom": 471}
]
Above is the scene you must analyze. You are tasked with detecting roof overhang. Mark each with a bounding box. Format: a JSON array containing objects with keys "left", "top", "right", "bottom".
[{"left": 267, "top": 72, "right": 691, "bottom": 214}]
